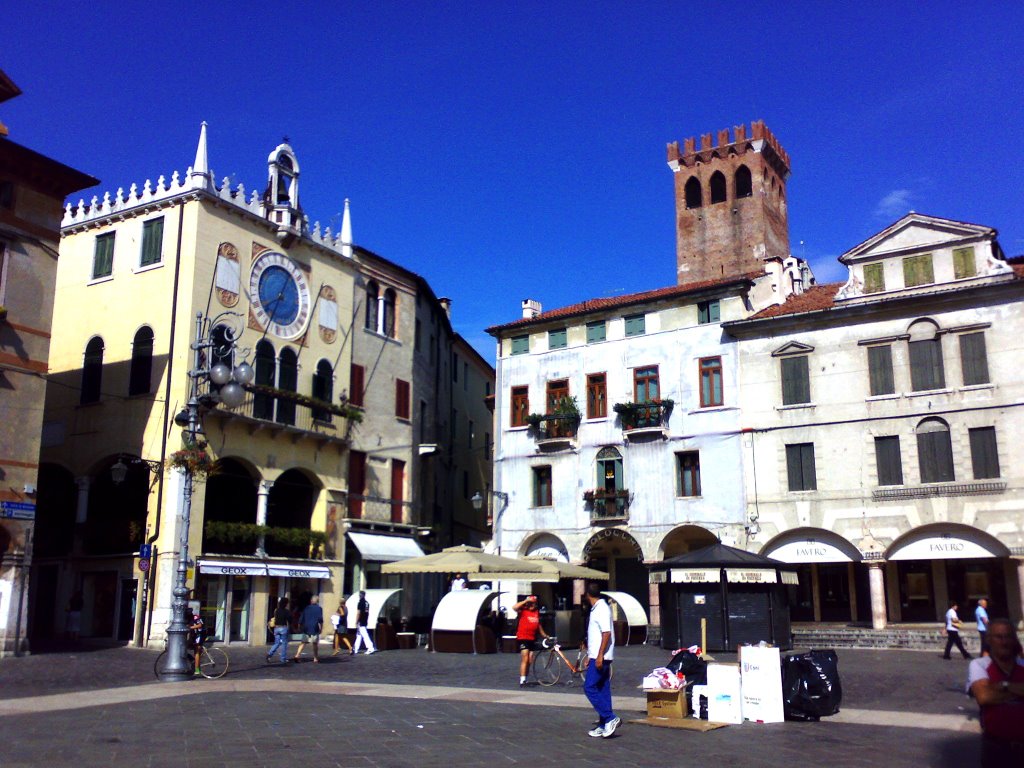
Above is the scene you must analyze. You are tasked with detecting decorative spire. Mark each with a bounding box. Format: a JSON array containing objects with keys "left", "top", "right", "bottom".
[
  {"left": 340, "top": 198, "right": 353, "bottom": 258},
  {"left": 190, "top": 121, "right": 210, "bottom": 189}
]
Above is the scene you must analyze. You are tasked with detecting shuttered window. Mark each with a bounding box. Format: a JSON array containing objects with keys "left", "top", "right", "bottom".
[
  {"left": 867, "top": 345, "right": 895, "bottom": 395},
  {"left": 902, "top": 253, "right": 934, "bottom": 287},
  {"left": 953, "top": 247, "right": 976, "bottom": 280},
  {"left": 677, "top": 452, "right": 701, "bottom": 497},
  {"left": 969, "top": 427, "right": 1000, "bottom": 479},
  {"left": 959, "top": 332, "right": 990, "bottom": 386},
  {"left": 93, "top": 232, "right": 115, "bottom": 279},
  {"left": 586, "top": 321, "right": 606, "bottom": 343},
  {"left": 349, "top": 363, "right": 365, "bottom": 407},
  {"left": 909, "top": 338, "right": 945, "bottom": 391},
  {"left": 863, "top": 263, "right": 885, "bottom": 294},
  {"left": 780, "top": 356, "right": 810, "bottom": 405},
  {"left": 533, "top": 465, "right": 552, "bottom": 507},
  {"left": 511, "top": 386, "right": 529, "bottom": 427},
  {"left": 786, "top": 443, "right": 817, "bottom": 491},
  {"left": 548, "top": 328, "right": 567, "bottom": 349},
  {"left": 917, "top": 420, "right": 954, "bottom": 483},
  {"left": 698, "top": 300, "right": 720, "bottom": 324},
  {"left": 140, "top": 217, "right": 164, "bottom": 266},
  {"left": 395, "top": 379, "right": 411, "bottom": 419},
  {"left": 586, "top": 373, "right": 607, "bottom": 419},
  {"left": 624, "top": 314, "right": 646, "bottom": 337},
  {"left": 510, "top": 335, "right": 529, "bottom": 355},
  {"left": 874, "top": 436, "right": 904, "bottom": 486}
]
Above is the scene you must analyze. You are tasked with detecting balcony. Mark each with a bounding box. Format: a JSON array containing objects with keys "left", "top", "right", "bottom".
[
  {"left": 613, "top": 399, "right": 674, "bottom": 439},
  {"left": 584, "top": 489, "right": 630, "bottom": 523},
  {"left": 526, "top": 396, "right": 582, "bottom": 449},
  {"left": 872, "top": 480, "right": 1007, "bottom": 501}
]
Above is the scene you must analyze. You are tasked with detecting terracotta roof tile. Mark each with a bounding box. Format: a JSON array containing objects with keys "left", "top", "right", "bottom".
[
  {"left": 486, "top": 272, "right": 760, "bottom": 334},
  {"left": 746, "top": 283, "right": 841, "bottom": 319}
]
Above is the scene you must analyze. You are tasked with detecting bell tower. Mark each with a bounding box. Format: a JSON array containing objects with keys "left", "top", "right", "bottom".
[
  {"left": 667, "top": 121, "right": 791, "bottom": 284},
  {"left": 262, "top": 141, "right": 304, "bottom": 246}
]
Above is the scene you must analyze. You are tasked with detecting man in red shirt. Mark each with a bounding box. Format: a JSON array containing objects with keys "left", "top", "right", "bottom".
[{"left": 514, "top": 595, "right": 549, "bottom": 687}]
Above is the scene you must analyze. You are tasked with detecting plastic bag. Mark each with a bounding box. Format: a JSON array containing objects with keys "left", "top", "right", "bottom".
[
  {"left": 667, "top": 648, "right": 707, "bottom": 686},
  {"left": 781, "top": 649, "right": 842, "bottom": 721}
]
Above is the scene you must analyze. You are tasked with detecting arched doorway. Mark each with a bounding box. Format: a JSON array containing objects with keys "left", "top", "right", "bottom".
[
  {"left": 660, "top": 525, "right": 718, "bottom": 560},
  {"left": 266, "top": 468, "right": 319, "bottom": 559},
  {"left": 86, "top": 457, "right": 151, "bottom": 556},
  {"left": 583, "top": 528, "right": 647, "bottom": 613},
  {"left": 202, "top": 458, "right": 258, "bottom": 556}
]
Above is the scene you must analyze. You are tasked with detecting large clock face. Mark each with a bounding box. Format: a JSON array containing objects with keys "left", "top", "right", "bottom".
[{"left": 249, "top": 251, "right": 311, "bottom": 339}]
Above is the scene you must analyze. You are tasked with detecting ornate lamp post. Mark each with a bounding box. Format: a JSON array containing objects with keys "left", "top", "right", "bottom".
[{"left": 158, "top": 311, "right": 252, "bottom": 682}]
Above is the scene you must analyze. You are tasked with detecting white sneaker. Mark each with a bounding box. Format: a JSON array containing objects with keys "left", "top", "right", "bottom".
[
  {"left": 365, "top": 649, "right": 376, "bottom": 655},
  {"left": 601, "top": 716, "right": 620, "bottom": 738},
  {"left": 588, "top": 726, "right": 605, "bottom": 738}
]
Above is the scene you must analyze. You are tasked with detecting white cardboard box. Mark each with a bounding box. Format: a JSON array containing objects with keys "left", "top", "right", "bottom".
[
  {"left": 706, "top": 662, "right": 743, "bottom": 724},
  {"left": 740, "top": 645, "right": 785, "bottom": 723}
]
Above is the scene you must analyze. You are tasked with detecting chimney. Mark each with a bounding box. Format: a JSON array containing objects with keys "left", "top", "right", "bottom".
[
  {"left": 522, "top": 299, "right": 542, "bottom": 319},
  {"left": 438, "top": 297, "right": 452, "bottom": 318}
]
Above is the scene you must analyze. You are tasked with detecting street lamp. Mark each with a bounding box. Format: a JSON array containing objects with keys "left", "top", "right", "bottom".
[
  {"left": 158, "top": 311, "right": 249, "bottom": 683},
  {"left": 111, "top": 455, "right": 163, "bottom": 485},
  {"left": 471, "top": 489, "right": 509, "bottom": 554}
]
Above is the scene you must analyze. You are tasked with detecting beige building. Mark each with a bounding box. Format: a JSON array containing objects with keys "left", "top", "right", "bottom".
[{"left": 0, "top": 69, "right": 96, "bottom": 655}]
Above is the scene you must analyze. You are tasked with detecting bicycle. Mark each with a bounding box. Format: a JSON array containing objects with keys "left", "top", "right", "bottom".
[
  {"left": 532, "top": 638, "right": 585, "bottom": 686},
  {"left": 153, "top": 642, "right": 229, "bottom": 679}
]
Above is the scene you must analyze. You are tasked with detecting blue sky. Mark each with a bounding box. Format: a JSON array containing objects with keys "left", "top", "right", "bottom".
[{"left": 6, "top": 2, "right": 1022, "bottom": 359}]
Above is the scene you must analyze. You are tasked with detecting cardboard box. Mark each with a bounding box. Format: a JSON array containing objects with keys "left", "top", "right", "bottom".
[
  {"left": 706, "top": 662, "right": 743, "bottom": 724},
  {"left": 646, "top": 689, "right": 688, "bottom": 719}
]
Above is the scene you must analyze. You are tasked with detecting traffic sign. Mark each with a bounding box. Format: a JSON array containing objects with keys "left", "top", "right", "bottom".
[
  {"left": 139, "top": 543, "right": 152, "bottom": 559},
  {"left": 0, "top": 501, "right": 36, "bottom": 520},
  {"left": 138, "top": 558, "right": 151, "bottom": 573}
]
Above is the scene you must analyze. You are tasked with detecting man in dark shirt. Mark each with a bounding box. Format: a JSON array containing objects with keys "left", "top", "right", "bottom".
[
  {"left": 294, "top": 595, "right": 324, "bottom": 663},
  {"left": 353, "top": 590, "right": 376, "bottom": 654}
]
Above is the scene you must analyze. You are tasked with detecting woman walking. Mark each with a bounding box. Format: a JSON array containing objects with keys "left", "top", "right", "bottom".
[
  {"left": 267, "top": 597, "right": 292, "bottom": 664},
  {"left": 332, "top": 599, "right": 354, "bottom": 655}
]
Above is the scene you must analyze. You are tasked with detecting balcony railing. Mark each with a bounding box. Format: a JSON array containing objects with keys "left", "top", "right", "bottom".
[
  {"left": 584, "top": 489, "right": 630, "bottom": 523},
  {"left": 872, "top": 480, "right": 1007, "bottom": 501},
  {"left": 527, "top": 413, "right": 580, "bottom": 443},
  {"left": 206, "top": 385, "right": 360, "bottom": 444},
  {"left": 612, "top": 400, "right": 674, "bottom": 431}
]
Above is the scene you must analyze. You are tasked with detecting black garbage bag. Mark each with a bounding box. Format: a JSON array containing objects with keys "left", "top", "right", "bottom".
[
  {"left": 667, "top": 649, "right": 707, "bottom": 686},
  {"left": 781, "top": 649, "right": 842, "bottom": 721}
]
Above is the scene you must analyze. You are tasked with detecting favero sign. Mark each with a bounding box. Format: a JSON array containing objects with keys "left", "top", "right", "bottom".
[
  {"left": 888, "top": 530, "right": 1005, "bottom": 561},
  {"left": 764, "top": 538, "right": 857, "bottom": 564}
]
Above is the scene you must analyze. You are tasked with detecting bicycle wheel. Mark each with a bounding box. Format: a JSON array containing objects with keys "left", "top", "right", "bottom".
[
  {"left": 198, "top": 646, "right": 229, "bottom": 679},
  {"left": 533, "top": 650, "right": 561, "bottom": 686},
  {"left": 153, "top": 649, "right": 168, "bottom": 679}
]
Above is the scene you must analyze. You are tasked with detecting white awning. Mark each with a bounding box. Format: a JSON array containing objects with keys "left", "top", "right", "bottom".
[
  {"left": 602, "top": 590, "right": 648, "bottom": 628},
  {"left": 348, "top": 532, "right": 426, "bottom": 563},
  {"left": 887, "top": 529, "right": 1009, "bottom": 561},
  {"left": 670, "top": 568, "right": 721, "bottom": 584},
  {"left": 780, "top": 571, "right": 800, "bottom": 586},
  {"left": 431, "top": 590, "right": 504, "bottom": 632},
  {"left": 346, "top": 588, "right": 402, "bottom": 629},
  {"left": 726, "top": 568, "right": 778, "bottom": 584},
  {"left": 197, "top": 559, "right": 331, "bottom": 579},
  {"left": 764, "top": 535, "right": 861, "bottom": 564}
]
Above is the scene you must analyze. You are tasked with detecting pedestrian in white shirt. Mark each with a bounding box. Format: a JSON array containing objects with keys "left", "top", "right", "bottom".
[
  {"left": 582, "top": 583, "right": 619, "bottom": 738},
  {"left": 943, "top": 601, "right": 972, "bottom": 660}
]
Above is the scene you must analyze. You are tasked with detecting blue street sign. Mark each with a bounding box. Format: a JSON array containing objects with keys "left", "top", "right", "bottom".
[
  {"left": 139, "top": 543, "right": 152, "bottom": 559},
  {"left": 0, "top": 501, "right": 36, "bottom": 520}
]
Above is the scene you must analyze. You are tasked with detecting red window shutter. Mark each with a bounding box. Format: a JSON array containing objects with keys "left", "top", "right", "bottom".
[
  {"left": 391, "top": 460, "right": 405, "bottom": 523},
  {"left": 350, "top": 364, "right": 365, "bottom": 407},
  {"left": 396, "top": 379, "right": 410, "bottom": 419},
  {"left": 348, "top": 451, "right": 366, "bottom": 519}
]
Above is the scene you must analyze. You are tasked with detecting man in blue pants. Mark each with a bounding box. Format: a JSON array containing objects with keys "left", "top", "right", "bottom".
[{"left": 583, "top": 583, "right": 619, "bottom": 738}]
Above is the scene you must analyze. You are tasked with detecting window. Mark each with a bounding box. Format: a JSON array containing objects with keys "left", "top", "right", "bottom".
[
  {"left": 80, "top": 336, "right": 104, "bottom": 404},
  {"left": 902, "top": 253, "right": 934, "bottom": 288},
  {"left": 93, "top": 232, "right": 115, "bottom": 279},
  {"left": 391, "top": 459, "right": 405, "bottom": 523},
  {"left": 349, "top": 363, "right": 365, "bottom": 407},
  {"left": 874, "top": 436, "right": 904, "bottom": 486},
  {"left": 276, "top": 348, "right": 298, "bottom": 426},
  {"left": 532, "top": 465, "right": 552, "bottom": 507},
  {"left": 917, "top": 418, "right": 954, "bottom": 483},
  {"left": 140, "top": 217, "right": 164, "bottom": 266},
  {"left": 699, "top": 356, "right": 723, "bottom": 407},
  {"left": 484, "top": 432, "right": 492, "bottom": 460},
  {"left": 953, "top": 247, "right": 976, "bottom": 280},
  {"left": 684, "top": 176, "right": 702, "bottom": 209},
  {"left": 624, "top": 314, "right": 646, "bottom": 337},
  {"left": 710, "top": 171, "right": 727, "bottom": 204},
  {"left": 596, "top": 446, "right": 624, "bottom": 491},
  {"left": 382, "top": 288, "right": 397, "bottom": 337},
  {"left": 959, "top": 332, "right": 990, "bottom": 386},
  {"left": 348, "top": 451, "right": 366, "bottom": 519},
  {"left": 511, "top": 335, "right": 529, "bottom": 355},
  {"left": 511, "top": 385, "right": 529, "bottom": 427},
  {"left": 909, "top": 338, "right": 945, "bottom": 391},
  {"left": 311, "top": 360, "right": 333, "bottom": 422},
  {"left": 969, "top": 427, "right": 1000, "bottom": 479},
  {"left": 863, "top": 263, "right": 885, "bottom": 294},
  {"left": 586, "top": 320, "right": 606, "bottom": 343},
  {"left": 780, "top": 356, "right": 810, "bottom": 405},
  {"left": 396, "top": 378, "right": 411, "bottom": 420},
  {"left": 468, "top": 419, "right": 474, "bottom": 449},
  {"left": 677, "top": 452, "right": 701, "bottom": 496},
  {"left": 253, "top": 340, "right": 276, "bottom": 420},
  {"left": 735, "top": 165, "right": 752, "bottom": 198},
  {"left": 548, "top": 328, "right": 567, "bottom": 350},
  {"left": 634, "top": 365, "right": 660, "bottom": 402},
  {"left": 786, "top": 443, "right": 817, "bottom": 491},
  {"left": 364, "top": 280, "right": 379, "bottom": 330},
  {"left": 586, "top": 373, "right": 607, "bottom": 419},
  {"left": 867, "top": 345, "right": 895, "bottom": 396},
  {"left": 128, "top": 326, "right": 154, "bottom": 396},
  {"left": 697, "top": 300, "right": 720, "bottom": 324},
  {"left": 546, "top": 379, "right": 569, "bottom": 412}
]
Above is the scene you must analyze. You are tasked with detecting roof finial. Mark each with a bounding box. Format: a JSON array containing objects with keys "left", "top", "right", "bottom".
[
  {"left": 190, "top": 121, "right": 210, "bottom": 189},
  {"left": 340, "top": 198, "right": 353, "bottom": 258}
]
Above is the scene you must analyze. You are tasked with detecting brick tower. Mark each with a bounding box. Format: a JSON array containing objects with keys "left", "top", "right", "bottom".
[{"left": 667, "top": 121, "right": 791, "bottom": 284}]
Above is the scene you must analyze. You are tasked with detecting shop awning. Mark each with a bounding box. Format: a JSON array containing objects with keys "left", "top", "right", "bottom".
[
  {"left": 602, "top": 591, "right": 648, "bottom": 628},
  {"left": 670, "top": 568, "right": 721, "bottom": 584},
  {"left": 197, "top": 559, "right": 332, "bottom": 579},
  {"left": 431, "top": 589, "right": 504, "bottom": 632},
  {"left": 726, "top": 568, "right": 777, "bottom": 584},
  {"left": 348, "top": 532, "right": 426, "bottom": 563},
  {"left": 345, "top": 588, "right": 402, "bottom": 629}
]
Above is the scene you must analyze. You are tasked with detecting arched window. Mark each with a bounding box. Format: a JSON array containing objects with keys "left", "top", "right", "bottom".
[
  {"left": 276, "top": 348, "right": 298, "bottom": 426},
  {"left": 253, "top": 340, "right": 276, "bottom": 420},
  {"left": 594, "top": 447, "right": 626, "bottom": 518},
  {"left": 710, "top": 171, "right": 727, "bottom": 204},
  {"left": 735, "top": 165, "right": 752, "bottom": 198},
  {"left": 908, "top": 319, "right": 945, "bottom": 392},
  {"left": 383, "top": 288, "right": 397, "bottom": 338},
  {"left": 684, "top": 176, "right": 702, "bottom": 209},
  {"left": 916, "top": 418, "right": 954, "bottom": 483},
  {"left": 312, "top": 359, "right": 334, "bottom": 422},
  {"left": 80, "top": 336, "right": 104, "bottom": 404},
  {"left": 365, "top": 280, "right": 379, "bottom": 331},
  {"left": 128, "top": 326, "right": 154, "bottom": 396},
  {"left": 276, "top": 154, "right": 294, "bottom": 203}
]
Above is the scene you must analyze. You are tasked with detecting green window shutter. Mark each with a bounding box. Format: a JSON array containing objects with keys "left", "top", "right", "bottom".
[
  {"left": 93, "top": 233, "right": 114, "bottom": 278},
  {"left": 624, "top": 314, "right": 645, "bottom": 336},
  {"left": 969, "top": 427, "right": 1000, "bottom": 479},
  {"left": 867, "top": 345, "right": 895, "bottom": 395},
  {"left": 511, "top": 335, "right": 529, "bottom": 355},
  {"left": 909, "top": 339, "right": 944, "bottom": 391},
  {"left": 863, "top": 263, "right": 885, "bottom": 293},
  {"left": 874, "top": 436, "right": 904, "bottom": 486},
  {"left": 548, "top": 328, "right": 567, "bottom": 349},
  {"left": 141, "top": 218, "right": 164, "bottom": 266},
  {"left": 918, "top": 429, "right": 954, "bottom": 483},
  {"left": 959, "top": 332, "right": 989, "bottom": 385},
  {"left": 953, "top": 247, "right": 976, "bottom": 280},
  {"left": 697, "top": 300, "right": 720, "bottom": 324},
  {"left": 919, "top": 254, "right": 935, "bottom": 284},
  {"left": 586, "top": 321, "right": 606, "bottom": 343},
  {"left": 903, "top": 254, "right": 935, "bottom": 287},
  {"left": 781, "top": 356, "right": 810, "bottom": 405},
  {"left": 801, "top": 444, "right": 817, "bottom": 490},
  {"left": 709, "top": 301, "right": 720, "bottom": 323},
  {"left": 786, "top": 443, "right": 816, "bottom": 491}
]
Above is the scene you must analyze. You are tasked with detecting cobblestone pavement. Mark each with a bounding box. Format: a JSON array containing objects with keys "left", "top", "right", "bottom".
[{"left": 0, "top": 641, "right": 986, "bottom": 767}]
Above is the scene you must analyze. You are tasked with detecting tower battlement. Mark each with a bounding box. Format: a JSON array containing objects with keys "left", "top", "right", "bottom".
[{"left": 667, "top": 120, "right": 790, "bottom": 178}]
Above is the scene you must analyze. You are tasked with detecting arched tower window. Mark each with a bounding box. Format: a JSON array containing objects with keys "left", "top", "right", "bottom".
[
  {"left": 265, "top": 146, "right": 300, "bottom": 210},
  {"left": 735, "top": 165, "right": 752, "bottom": 198},
  {"left": 684, "top": 176, "right": 702, "bottom": 209},
  {"left": 128, "top": 326, "right": 154, "bottom": 396},
  {"left": 916, "top": 417, "right": 954, "bottom": 483},
  {"left": 594, "top": 446, "right": 626, "bottom": 517},
  {"left": 275, "top": 154, "right": 294, "bottom": 204},
  {"left": 312, "top": 359, "right": 334, "bottom": 422},
  {"left": 365, "top": 280, "right": 379, "bottom": 331},
  {"left": 253, "top": 340, "right": 276, "bottom": 420},
  {"left": 210, "top": 324, "right": 234, "bottom": 369},
  {"left": 81, "top": 336, "right": 104, "bottom": 404},
  {"left": 710, "top": 171, "right": 727, "bottom": 204},
  {"left": 383, "top": 288, "right": 397, "bottom": 338},
  {"left": 276, "top": 348, "right": 298, "bottom": 426}
]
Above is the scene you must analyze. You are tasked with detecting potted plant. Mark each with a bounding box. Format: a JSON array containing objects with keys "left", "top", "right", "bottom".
[{"left": 168, "top": 439, "right": 216, "bottom": 478}]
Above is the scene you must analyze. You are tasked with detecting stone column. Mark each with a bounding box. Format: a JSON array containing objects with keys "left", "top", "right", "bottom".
[
  {"left": 74, "top": 477, "right": 90, "bottom": 524},
  {"left": 256, "top": 480, "right": 272, "bottom": 555},
  {"left": 868, "top": 561, "right": 887, "bottom": 630}
]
